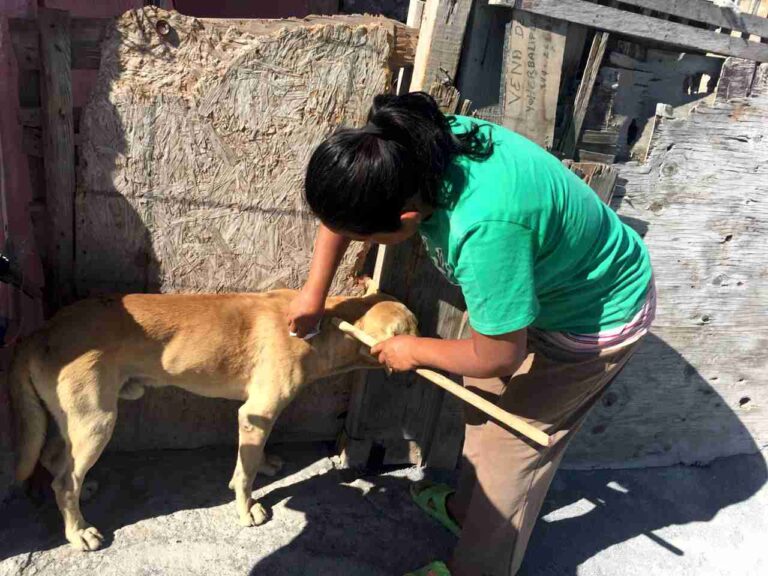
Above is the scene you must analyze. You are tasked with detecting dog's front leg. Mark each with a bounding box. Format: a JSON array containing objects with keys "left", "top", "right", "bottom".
[{"left": 230, "top": 398, "right": 276, "bottom": 527}]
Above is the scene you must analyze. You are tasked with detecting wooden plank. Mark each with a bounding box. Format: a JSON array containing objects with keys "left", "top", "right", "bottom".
[
  {"left": 616, "top": 0, "right": 768, "bottom": 39},
  {"left": 568, "top": 71, "right": 768, "bottom": 468},
  {"left": 577, "top": 149, "right": 615, "bottom": 163},
  {"left": 563, "top": 160, "right": 618, "bottom": 205},
  {"left": 716, "top": 56, "right": 758, "bottom": 100},
  {"left": 10, "top": 16, "right": 414, "bottom": 71},
  {"left": 581, "top": 129, "right": 619, "bottom": 145},
  {"left": 38, "top": 8, "right": 76, "bottom": 307},
  {"left": 753, "top": 61, "right": 768, "bottom": 93},
  {"left": 21, "top": 127, "right": 42, "bottom": 157},
  {"left": 396, "top": 0, "right": 426, "bottom": 94},
  {"left": 491, "top": 0, "right": 768, "bottom": 62},
  {"left": 411, "top": 0, "right": 474, "bottom": 91},
  {"left": 9, "top": 17, "right": 110, "bottom": 70},
  {"left": 18, "top": 70, "right": 41, "bottom": 108},
  {"left": 554, "top": 22, "right": 589, "bottom": 142},
  {"left": 79, "top": 8, "right": 397, "bottom": 452},
  {"left": 560, "top": 31, "right": 609, "bottom": 158},
  {"left": 500, "top": 10, "right": 568, "bottom": 148},
  {"left": 456, "top": 0, "right": 512, "bottom": 118},
  {"left": 18, "top": 107, "right": 41, "bottom": 128}
]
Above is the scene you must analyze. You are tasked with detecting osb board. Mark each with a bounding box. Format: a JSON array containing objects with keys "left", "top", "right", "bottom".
[
  {"left": 77, "top": 7, "right": 399, "bottom": 448},
  {"left": 566, "top": 62, "right": 768, "bottom": 469}
]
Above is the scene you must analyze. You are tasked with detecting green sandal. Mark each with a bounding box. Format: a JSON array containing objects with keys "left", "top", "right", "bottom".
[
  {"left": 404, "top": 560, "right": 451, "bottom": 576},
  {"left": 410, "top": 481, "right": 461, "bottom": 536}
]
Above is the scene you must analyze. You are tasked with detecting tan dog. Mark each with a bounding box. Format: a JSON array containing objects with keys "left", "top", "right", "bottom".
[{"left": 9, "top": 289, "right": 418, "bottom": 551}]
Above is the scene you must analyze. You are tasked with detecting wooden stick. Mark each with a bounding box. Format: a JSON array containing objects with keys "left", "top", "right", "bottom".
[{"left": 331, "top": 318, "right": 552, "bottom": 447}]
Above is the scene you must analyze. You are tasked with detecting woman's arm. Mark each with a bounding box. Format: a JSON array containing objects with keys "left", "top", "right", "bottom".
[
  {"left": 372, "top": 327, "right": 527, "bottom": 379},
  {"left": 288, "top": 224, "right": 351, "bottom": 336}
]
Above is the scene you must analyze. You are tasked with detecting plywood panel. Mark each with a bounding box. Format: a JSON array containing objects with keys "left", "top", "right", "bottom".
[
  {"left": 567, "top": 62, "right": 768, "bottom": 468},
  {"left": 76, "top": 7, "right": 403, "bottom": 448}
]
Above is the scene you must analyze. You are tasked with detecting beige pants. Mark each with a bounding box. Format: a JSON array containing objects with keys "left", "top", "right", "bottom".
[{"left": 449, "top": 332, "right": 641, "bottom": 576}]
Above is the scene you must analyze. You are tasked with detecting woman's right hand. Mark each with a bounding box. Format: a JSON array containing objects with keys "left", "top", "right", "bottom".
[
  {"left": 287, "top": 288, "right": 325, "bottom": 338},
  {"left": 289, "top": 224, "right": 351, "bottom": 337}
]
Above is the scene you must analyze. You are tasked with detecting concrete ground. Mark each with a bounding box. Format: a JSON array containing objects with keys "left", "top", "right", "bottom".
[{"left": 0, "top": 445, "right": 766, "bottom": 576}]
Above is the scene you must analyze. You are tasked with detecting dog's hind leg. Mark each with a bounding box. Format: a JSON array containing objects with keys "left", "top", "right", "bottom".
[
  {"left": 47, "top": 366, "right": 119, "bottom": 551},
  {"left": 40, "top": 432, "right": 65, "bottom": 475},
  {"left": 229, "top": 394, "right": 280, "bottom": 527},
  {"left": 51, "top": 409, "right": 116, "bottom": 551}
]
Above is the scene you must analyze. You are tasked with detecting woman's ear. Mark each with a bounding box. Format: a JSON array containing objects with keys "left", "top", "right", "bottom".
[{"left": 399, "top": 210, "right": 422, "bottom": 229}]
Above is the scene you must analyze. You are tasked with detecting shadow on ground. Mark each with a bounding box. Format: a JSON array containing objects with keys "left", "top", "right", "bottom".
[
  {"left": 1, "top": 332, "right": 766, "bottom": 574},
  {"left": 520, "top": 452, "right": 767, "bottom": 575},
  {"left": 1, "top": 443, "right": 765, "bottom": 575},
  {"left": 0, "top": 444, "right": 452, "bottom": 575}
]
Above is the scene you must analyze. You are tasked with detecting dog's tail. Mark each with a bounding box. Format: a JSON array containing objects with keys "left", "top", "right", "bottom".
[{"left": 8, "top": 339, "right": 47, "bottom": 482}]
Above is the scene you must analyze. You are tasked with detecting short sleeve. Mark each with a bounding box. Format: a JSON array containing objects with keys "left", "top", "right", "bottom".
[{"left": 454, "top": 221, "right": 539, "bottom": 335}]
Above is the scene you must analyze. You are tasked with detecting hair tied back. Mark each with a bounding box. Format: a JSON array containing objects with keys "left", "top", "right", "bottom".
[{"left": 359, "top": 123, "right": 385, "bottom": 137}]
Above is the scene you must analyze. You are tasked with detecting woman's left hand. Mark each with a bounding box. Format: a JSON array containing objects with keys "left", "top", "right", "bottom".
[{"left": 371, "top": 335, "right": 421, "bottom": 372}]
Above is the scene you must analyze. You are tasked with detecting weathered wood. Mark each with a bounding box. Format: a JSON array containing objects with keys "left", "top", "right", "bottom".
[
  {"left": 567, "top": 64, "right": 768, "bottom": 468},
  {"left": 616, "top": 0, "right": 768, "bottom": 39},
  {"left": 552, "top": 22, "right": 589, "bottom": 149},
  {"left": 577, "top": 149, "right": 616, "bottom": 163},
  {"left": 500, "top": 10, "right": 568, "bottom": 148},
  {"left": 18, "top": 107, "right": 41, "bottom": 128},
  {"left": 560, "top": 31, "right": 609, "bottom": 158},
  {"left": 491, "top": 0, "right": 768, "bottom": 62},
  {"left": 579, "top": 44, "right": 725, "bottom": 162},
  {"left": 563, "top": 160, "right": 618, "bottom": 205},
  {"left": 38, "top": 8, "right": 75, "bottom": 307},
  {"left": 716, "top": 56, "right": 758, "bottom": 100},
  {"left": 411, "top": 0, "right": 474, "bottom": 91},
  {"left": 345, "top": 0, "right": 474, "bottom": 469},
  {"left": 396, "top": 0, "right": 426, "bottom": 94},
  {"left": 18, "top": 73, "right": 41, "bottom": 113},
  {"left": 75, "top": 7, "right": 403, "bottom": 451},
  {"left": 10, "top": 17, "right": 110, "bottom": 70},
  {"left": 9, "top": 15, "right": 417, "bottom": 71},
  {"left": 21, "top": 127, "right": 42, "bottom": 157},
  {"left": 456, "top": 0, "right": 511, "bottom": 119},
  {"left": 348, "top": 239, "right": 469, "bottom": 468}
]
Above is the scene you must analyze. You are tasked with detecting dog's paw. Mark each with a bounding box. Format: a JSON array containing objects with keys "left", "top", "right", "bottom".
[
  {"left": 258, "top": 454, "right": 285, "bottom": 477},
  {"left": 67, "top": 526, "right": 104, "bottom": 551},
  {"left": 239, "top": 500, "right": 268, "bottom": 527}
]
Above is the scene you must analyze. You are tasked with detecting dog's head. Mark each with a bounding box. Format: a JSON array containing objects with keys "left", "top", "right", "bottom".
[
  {"left": 316, "top": 292, "right": 418, "bottom": 377},
  {"left": 355, "top": 295, "right": 419, "bottom": 342},
  {"left": 327, "top": 292, "right": 419, "bottom": 343}
]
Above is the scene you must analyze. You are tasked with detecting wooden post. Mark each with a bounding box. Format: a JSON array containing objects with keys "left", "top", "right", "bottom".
[
  {"left": 410, "top": 0, "right": 475, "bottom": 91},
  {"left": 396, "top": 0, "right": 426, "bottom": 94},
  {"left": 341, "top": 2, "right": 476, "bottom": 471},
  {"left": 38, "top": 8, "right": 75, "bottom": 307},
  {"left": 559, "top": 31, "right": 609, "bottom": 158}
]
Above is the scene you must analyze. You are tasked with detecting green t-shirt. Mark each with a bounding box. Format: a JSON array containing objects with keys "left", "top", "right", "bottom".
[{"left": 418, "top": 116, "right": 652, "bottom": 335}]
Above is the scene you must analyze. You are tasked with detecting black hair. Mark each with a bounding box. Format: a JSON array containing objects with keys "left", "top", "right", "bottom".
[{"left": 304, "top": 92, "right": 493, "bottom": 235}]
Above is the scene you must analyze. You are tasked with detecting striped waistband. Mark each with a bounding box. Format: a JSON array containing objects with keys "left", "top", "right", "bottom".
[{"left": 533, "top": 279, "right": 657, "bottom": 354}]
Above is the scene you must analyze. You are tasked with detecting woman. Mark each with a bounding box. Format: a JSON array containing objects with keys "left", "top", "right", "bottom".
[{"left": 288, "top": 92, "right": 654, "bottom": 576}]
